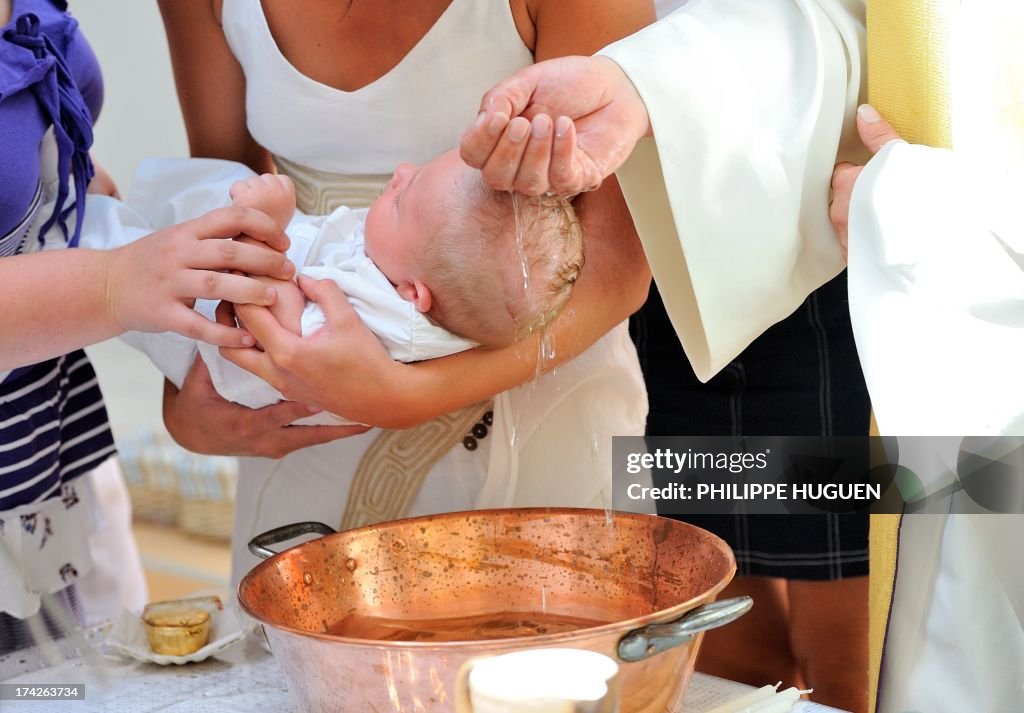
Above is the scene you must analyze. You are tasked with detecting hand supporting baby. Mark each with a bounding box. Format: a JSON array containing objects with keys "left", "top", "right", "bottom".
[
  {"left": 227, "top": 174, "right": 307, "bottom": 338},
  {"left": 162, "top": 174, "right": 371, "bottom": 458}
]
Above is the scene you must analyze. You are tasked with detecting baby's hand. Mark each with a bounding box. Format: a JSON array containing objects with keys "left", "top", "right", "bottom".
[{"left": 230, "top": 174, "right": 296, "bottom": 231}]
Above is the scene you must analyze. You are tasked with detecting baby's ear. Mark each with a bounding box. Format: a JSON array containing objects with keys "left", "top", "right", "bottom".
[{"left": 396, "top": 279, "right": 433, "bottom": 313}]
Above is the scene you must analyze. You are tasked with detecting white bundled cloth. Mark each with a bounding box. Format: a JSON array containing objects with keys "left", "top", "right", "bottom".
[
  {"left": 848, "top": 141, "right": 1024, "bottom": 712},
  {"left": 79, "top": 158, "right": 475, "bottom": 426}
]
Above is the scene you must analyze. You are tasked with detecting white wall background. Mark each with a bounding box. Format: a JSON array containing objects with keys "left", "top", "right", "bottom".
[
  {"left": 75, "top": 0, "right": 187, "bottom": 188},
  {"left": 74, "top": 0, "right": 188, "bottom": 438}
]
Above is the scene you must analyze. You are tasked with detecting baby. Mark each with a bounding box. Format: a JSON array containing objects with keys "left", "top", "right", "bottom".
[
  {"left": 229, "top": 150, "right": 583, "bottom": 348},
  {"left": 83, "top": 150, "right": 583, "bottom": 423}
]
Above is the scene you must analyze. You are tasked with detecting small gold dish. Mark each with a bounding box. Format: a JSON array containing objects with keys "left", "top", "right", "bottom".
[{"left": 142, "top": 596, "right": 221, "bottom": 656}]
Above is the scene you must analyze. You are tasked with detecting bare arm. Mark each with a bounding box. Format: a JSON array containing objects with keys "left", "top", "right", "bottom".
[
  {"left": 2, "top": 249, "right": 131, "bottom": 369},
  {"left": 0, "top": 207, "right": 293, "bottom": 370},
  {"left": 3, "top": 156, "right": 131, "bottom": 366},
  {"left": 527, "top": 0, "right": 655, "bottom": 60},
  {"left": 157, "top": 0, "right": 273, "bottom": 172}
]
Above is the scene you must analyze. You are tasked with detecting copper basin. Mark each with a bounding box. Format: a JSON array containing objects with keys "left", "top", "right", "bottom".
[{"left": 238, "top": 508, "right": 749, "bottom": 712}]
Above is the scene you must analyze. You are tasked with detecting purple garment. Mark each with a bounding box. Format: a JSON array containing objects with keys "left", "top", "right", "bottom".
[
  {"left": 0, "top": 0, "right": 115, "bottom": 512},
  {"left": 0, "top": 0, "right": 102, "bottom": 245}
]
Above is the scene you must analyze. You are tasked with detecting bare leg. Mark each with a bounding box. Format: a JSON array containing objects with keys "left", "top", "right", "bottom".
[
  {"left": 789, "top": 577, "right": 869, "bottom": 713},
  {"left": 694, "top": 576, "right": 803, "bottom": 688}
]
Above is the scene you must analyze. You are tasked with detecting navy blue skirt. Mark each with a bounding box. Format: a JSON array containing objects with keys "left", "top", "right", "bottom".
[
  {"left": 630, "top": 271, "right": 870, "bottom": 580},
  {"left": 1, "top": 351, "right": 116, "bottom": 511}
]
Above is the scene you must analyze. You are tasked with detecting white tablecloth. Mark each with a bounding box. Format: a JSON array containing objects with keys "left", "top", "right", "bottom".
[{"left": 0, "top": 628, "right": 847, "bottom": 712}]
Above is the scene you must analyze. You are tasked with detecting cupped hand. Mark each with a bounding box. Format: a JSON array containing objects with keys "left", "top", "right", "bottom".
[
  {"left": 830, "top": 105, "right": 905, "bottom": 260},
  {"left": 103, "top": 205, "right": 296, "bottom": 347},
  {"left": 220, "top": 276, "right": 419, "bottom": 428},
  {"left": 460, "top": 56, "right": 650, "bottom": 196},
  {"left": 163, "top": 358, "right": 369, "bottom": 459}
]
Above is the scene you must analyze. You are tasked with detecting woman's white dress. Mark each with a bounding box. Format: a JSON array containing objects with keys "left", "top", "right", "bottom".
[{"left": 220, "top": 0, "right": 648, "bottom": 585}]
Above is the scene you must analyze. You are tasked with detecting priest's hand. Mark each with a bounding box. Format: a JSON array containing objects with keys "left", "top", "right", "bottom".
[
  {"left": 830, "top": 105, "right": 904, "bottom": 260},
  {"left": 460, "top": 56, "right": 651, "bottom": 196}
]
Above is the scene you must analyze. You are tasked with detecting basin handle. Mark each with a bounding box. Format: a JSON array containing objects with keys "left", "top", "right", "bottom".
[
  {"left": 617, "top": 596, "right": 753, "bottom": 663},
  {"left": 248, "top": 521, "right": 337, "bottom": 559}
]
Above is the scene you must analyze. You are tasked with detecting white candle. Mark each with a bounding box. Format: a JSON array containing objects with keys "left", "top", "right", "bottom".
[
  {"left": 704, "top": 684, "right": 807, "bottom": 713},
  {"left": 748, "top": 687, "right": 804, "bottom": 713}
]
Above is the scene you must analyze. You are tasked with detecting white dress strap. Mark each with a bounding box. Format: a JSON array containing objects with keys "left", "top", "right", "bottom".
[{"left": 221, "top": 0, "right": 533, "bottom": 173}]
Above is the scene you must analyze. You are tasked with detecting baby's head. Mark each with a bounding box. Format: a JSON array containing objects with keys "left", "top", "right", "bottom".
[{"left": 364, "top": 150, "right": 583, "bottom": 347}]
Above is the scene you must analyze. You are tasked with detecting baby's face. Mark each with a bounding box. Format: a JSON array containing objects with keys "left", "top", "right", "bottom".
[{"left": 364, "top": 149, "right": 474, "bottom": 287}]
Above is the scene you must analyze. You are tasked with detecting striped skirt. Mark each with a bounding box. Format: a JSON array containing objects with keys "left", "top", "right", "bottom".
[
  {"left": 1, "top": 351, "right": 115, "bottom": 508},
  {"left": 0, "top": 350, "right": 115, "bottom": 619}
]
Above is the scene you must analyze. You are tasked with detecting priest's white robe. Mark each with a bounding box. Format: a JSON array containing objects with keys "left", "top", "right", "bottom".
[
  {"left": 600, "top": 0, "right": 867, "bottom": 380},
  {"left": 850, "top": 140, "right": 1024, "bottom": 713},
  {"left": 597, "top": 2, "right": 1022, "bottom": 710}
]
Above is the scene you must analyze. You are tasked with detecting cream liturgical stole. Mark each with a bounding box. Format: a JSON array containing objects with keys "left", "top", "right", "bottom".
[
  {"left": 600, "top": 0, "right": 867, "bottom": 381},
  {"left": 850, "top": 2, "right": 1024, "bottom": 713}
]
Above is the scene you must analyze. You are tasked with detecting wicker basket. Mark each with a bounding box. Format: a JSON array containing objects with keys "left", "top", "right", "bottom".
[
  {"left": 118, "top": 430, "right": 237, "bottom": 541},
  {"left": 175, "top": 454, "right": 238, "bottom": 542}
]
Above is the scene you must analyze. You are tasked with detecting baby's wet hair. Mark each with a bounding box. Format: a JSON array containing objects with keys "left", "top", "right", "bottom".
[
  {"left": 506, "top": 192, "right": 583, "bottom": 342},
  {"left": 423, "top": 177, "right": 584, "bottom": 347}
]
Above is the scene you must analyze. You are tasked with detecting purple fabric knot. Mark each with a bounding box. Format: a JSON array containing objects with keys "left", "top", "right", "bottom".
[{"left": 3, "top": 12, "right": 94, "bottom": 248}]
